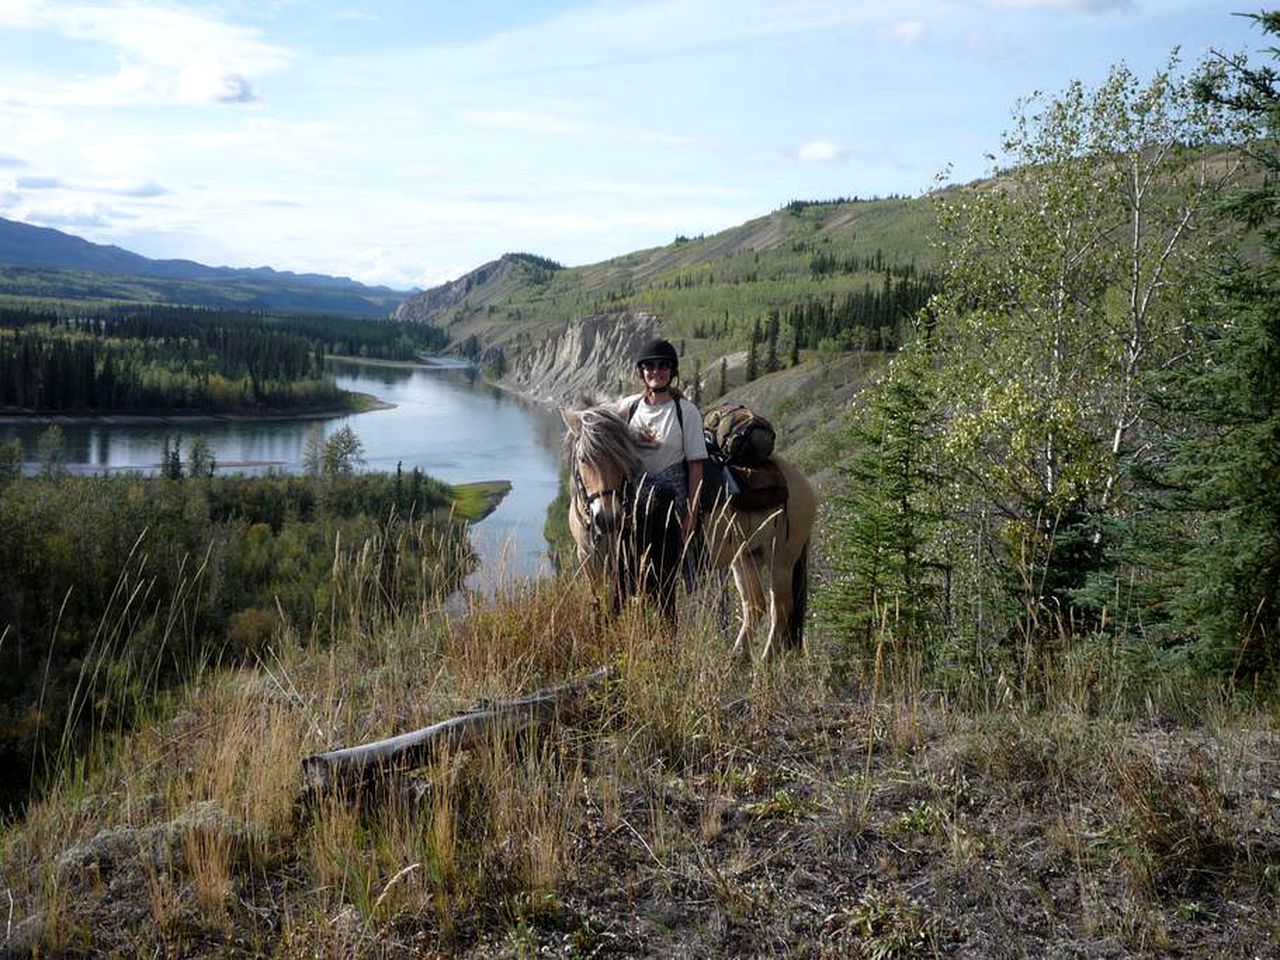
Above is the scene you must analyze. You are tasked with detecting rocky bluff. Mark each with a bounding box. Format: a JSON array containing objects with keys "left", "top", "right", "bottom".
[
  {"left": 395, "top": 254, "right": 660, "bottom": 407},
  {"left": 499, "top": 311, "right": 658, "bottom": 407}
]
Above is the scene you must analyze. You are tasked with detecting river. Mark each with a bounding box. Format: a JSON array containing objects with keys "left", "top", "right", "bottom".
[{"left": 0, "top": 358, "right": 565, "bottom": 590}]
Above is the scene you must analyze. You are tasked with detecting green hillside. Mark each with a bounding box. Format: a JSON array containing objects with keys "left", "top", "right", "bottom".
[{"left": 398, "top": 195, "right": 938, "bottom": 359}]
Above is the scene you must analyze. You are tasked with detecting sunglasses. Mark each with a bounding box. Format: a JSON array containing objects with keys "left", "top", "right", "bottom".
[{"left": 639, "top": 359, "right": 673, "bottom": 372}]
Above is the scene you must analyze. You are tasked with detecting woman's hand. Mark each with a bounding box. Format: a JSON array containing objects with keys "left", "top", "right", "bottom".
[
  {"left": 680, "top": 508, "right": 696, "bottom": 544},
  {"left": 683, "top": 458, "right": 704, "bottom": 544}
]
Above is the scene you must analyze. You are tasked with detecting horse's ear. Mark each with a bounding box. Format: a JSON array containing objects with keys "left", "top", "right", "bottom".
[{"left": 561, "top": 409, "right": 582, "bottom": 436}]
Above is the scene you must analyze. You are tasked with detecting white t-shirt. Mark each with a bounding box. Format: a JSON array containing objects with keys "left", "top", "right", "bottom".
[{"left": 620, "top": 394, "right": 708, "bottom": 476}]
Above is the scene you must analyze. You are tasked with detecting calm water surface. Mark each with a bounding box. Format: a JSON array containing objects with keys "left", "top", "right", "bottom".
[{"left": 0, "top": 358, "right": 565, "bottom": 589}]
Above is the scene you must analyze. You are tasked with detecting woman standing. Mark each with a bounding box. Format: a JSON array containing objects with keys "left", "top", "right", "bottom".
[{"left": 620, "top": 338, "right": 707, "bottom": 547}]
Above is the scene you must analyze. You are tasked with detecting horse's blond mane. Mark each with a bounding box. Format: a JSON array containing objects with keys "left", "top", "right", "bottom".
[{"left": 567, "top": 405, "right": 641, "bottom": 477}]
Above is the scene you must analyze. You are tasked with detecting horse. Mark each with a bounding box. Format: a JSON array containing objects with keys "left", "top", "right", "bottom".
[
  {"left": 561, "top": 405, "right": 684, "bottom": 625},
  {"left": 562, "top": 403, "right": 816, "bottom": 663}
]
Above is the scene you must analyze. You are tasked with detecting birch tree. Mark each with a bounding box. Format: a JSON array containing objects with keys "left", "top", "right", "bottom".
[
  {"left": 922, "top": 57, "right": 1246, "bottom": 648},
  {"left": 930, "top": 57, "right": 1241, "bottom": 522}
]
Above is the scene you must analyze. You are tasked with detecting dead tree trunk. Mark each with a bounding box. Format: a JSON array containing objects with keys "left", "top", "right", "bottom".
[{"left": 301, "top": 666, "right": 613, "bottom": 798}]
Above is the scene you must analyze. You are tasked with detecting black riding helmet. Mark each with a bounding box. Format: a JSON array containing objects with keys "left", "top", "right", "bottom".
[{"left": 635, "top": 338, "right": 679, "bottom": 372}]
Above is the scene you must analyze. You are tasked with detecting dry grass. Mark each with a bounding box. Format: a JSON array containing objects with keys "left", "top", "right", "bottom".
[{"left": 2, "top": 555, "right": 1279, "bottom": 958}]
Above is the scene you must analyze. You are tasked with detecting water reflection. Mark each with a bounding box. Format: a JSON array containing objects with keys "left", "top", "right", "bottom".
[{"left": 0, "top": 360, "right": 564, "bottom": 586}]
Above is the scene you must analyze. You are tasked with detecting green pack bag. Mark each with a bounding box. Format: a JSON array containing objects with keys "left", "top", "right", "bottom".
[{"left": 702, "top": 402, "right": 776, "bottom": 465}]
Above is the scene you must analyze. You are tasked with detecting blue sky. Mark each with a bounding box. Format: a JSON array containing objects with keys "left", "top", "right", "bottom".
[{"left": 0, "top": 1, "right": 1266, "bottom": 290}]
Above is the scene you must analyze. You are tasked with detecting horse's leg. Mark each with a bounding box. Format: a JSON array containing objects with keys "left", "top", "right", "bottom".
[
  {"left": 760, "top": 545, "right": 794, "bottom": 663},
  {"left": 730, "top": 553, "right": 766, "bottom": 664},
  {"left": 786, "top": 542, "right": 809, "bottom": 651}
]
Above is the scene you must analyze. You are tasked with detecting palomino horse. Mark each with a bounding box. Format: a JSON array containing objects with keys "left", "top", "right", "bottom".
[
  {"left": 562, "top": 404, "right": 816, "bottom": 663},
  {"left": 561, "top": 406, "right": 684, "bottom": 624}
]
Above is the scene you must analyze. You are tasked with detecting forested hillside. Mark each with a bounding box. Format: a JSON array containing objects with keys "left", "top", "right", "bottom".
[
  {"left": 0, "top": 304, "right": 448, "bottom": 414},
  {"left": 810, "top": 52, "right": 1276, "bottom": 688},
  {"left": 0, "top": 461, "right": 469, "bottom": 810},
  {"left": 396, "top": 196, "right": 939, "bottom": 387}
]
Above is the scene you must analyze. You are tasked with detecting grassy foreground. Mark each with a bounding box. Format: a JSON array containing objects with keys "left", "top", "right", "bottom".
[{"left": 2, "top": 556, "right": 1278, "bottom": 957}]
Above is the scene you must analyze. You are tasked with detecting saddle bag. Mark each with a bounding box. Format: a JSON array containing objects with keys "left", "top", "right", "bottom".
[{"left": 702, "top": 402, "right": 776, "bottom": 465}]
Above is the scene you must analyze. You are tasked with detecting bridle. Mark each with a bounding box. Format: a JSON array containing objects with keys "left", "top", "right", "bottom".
[{"left": 570, "top": 437, "right": 633, "bottom": 543}]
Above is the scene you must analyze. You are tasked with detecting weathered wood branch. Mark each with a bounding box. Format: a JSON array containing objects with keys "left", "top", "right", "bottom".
[{"left": 300, "top": 666, "right": 614, "bottom": 798}]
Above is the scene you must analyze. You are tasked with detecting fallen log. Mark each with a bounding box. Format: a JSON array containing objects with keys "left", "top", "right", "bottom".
[{"left": 301, "top": 666, "right": 614, "bottom": 798}]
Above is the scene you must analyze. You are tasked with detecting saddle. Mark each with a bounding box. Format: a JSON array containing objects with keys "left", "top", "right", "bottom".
[{"left": 702, "top": 453, "right": 788, "bottom": 513}]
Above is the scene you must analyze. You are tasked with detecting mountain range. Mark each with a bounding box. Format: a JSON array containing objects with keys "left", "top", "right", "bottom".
[{"left": 0, "top": 216, "right": 408, "bottom": 317}]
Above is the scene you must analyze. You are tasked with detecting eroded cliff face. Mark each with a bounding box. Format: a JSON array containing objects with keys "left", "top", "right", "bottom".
[{"left": 499, "top": 310, "right": 658, "bottom": 408}]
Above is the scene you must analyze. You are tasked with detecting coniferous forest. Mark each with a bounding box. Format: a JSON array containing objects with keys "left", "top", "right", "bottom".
[
  {"left": 0, "top": 304, "right": 449, "bottom": 413},
  {"left": 0, "top": 302, "right": 460, "bottom": 807}
]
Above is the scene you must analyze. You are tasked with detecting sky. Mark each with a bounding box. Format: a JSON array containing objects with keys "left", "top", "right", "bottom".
[{"left": 0, "top": 0, "right": 1267, "bottom": 291}]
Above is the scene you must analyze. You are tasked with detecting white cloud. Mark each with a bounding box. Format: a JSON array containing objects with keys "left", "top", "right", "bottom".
[
  {"left": 2, "top": 2, "right": 290, "bottom": 107},
  {"left": 20, "top": 197, "right": 131, "bottom": 229},
  {"left": 77, "top": 117, "right": 349, "bottom": 185},
  {"left": 0, "top": 0, "right": 41, "bottom": 29},
  {"left": 15, "top": 174, "right": 62, "bottom": 189},
  {"left": 13, "top": 171, "right": 166, "bottom": 196},
  {"left": 980, "top": 0, "right": 1131, "bottom": 9},
  {"left": 348, "top": 246, "right": 424, "bottom": 289},
  {"left": 98, "top": 178, "right": 167, "bottom": 198},
  {"left": 333, "top": 9, "right": 382, "bottom": 24},
  {"left": 417, "top": 1, "right": 942, "bottom": 79},
  {"left": 965, "top": 29, "right": 1026, "bottom": 61},
  {"left": 796, "top": 140, "right": 844, "bottom": 162},
  {"left": 176, "top": 62, "right": 259, "bottom": 105}
]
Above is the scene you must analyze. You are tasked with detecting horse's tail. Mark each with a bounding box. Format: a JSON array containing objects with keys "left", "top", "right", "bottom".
[{"left": 786, "top": 541, "right": 809, "bottom": 651}]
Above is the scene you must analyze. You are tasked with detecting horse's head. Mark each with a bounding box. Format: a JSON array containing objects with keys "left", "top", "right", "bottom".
[{"left": 562, "top": 406, "right": 640, "bottom": 539}]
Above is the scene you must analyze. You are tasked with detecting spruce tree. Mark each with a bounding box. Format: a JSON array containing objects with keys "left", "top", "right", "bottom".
[
  {"left": 764, "top": 310, "right": 781, "bottom": 373},
  {"left": 0, "top": 439, "right": 21, "bottom": 486},
  {"left": 746, "top": 318, "right": 760, "bottom": 381},
  {"left": 819, "top": 348, "right": 943, "bottom": 671},
  {"left": 1159, "top": 15, "right": 1280, "bottom": 677}
]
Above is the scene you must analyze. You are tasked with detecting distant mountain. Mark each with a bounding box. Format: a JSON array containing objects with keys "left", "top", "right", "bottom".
[{"left": 0, "top": 216, "right": 408, "bottom": 317}]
